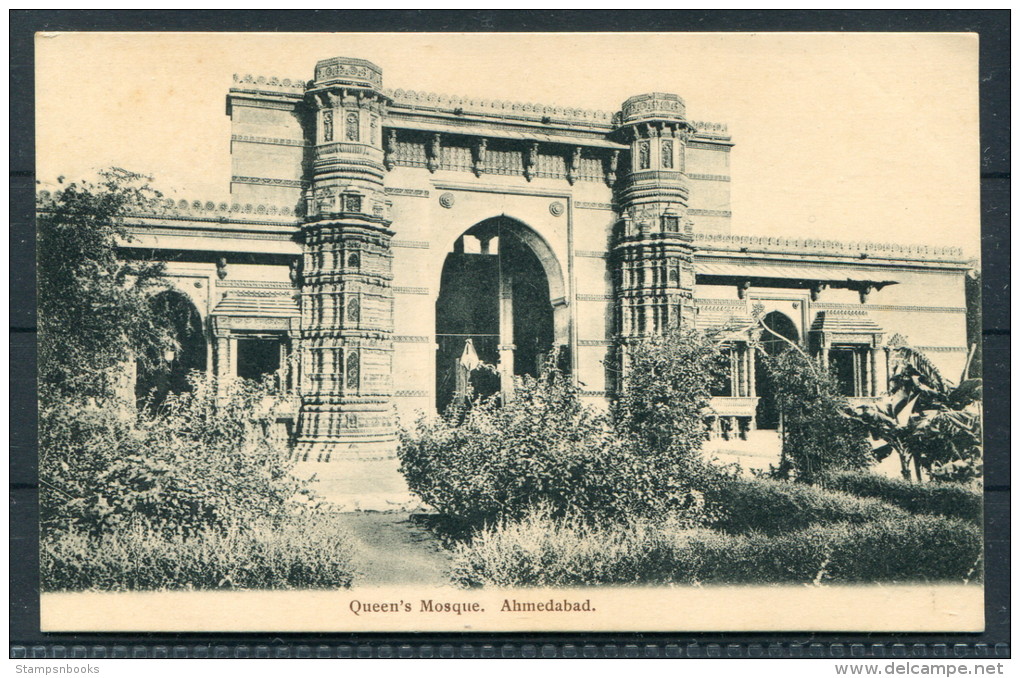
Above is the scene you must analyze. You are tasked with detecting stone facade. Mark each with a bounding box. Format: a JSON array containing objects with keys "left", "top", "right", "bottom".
[{"left": 36, "top": 56, "right": 973, "bottom": 468}]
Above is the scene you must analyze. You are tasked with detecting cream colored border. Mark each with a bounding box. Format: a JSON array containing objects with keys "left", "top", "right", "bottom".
[{"left": 42, "top": 585, "right": 983, "bottom": 633}]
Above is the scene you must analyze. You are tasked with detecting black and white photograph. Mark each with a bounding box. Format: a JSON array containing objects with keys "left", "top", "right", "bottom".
[{"left": 29, "top": 30, "right": 986, "bottom": 634}]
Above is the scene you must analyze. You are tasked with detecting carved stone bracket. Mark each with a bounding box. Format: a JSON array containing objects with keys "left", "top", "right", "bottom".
[
  {"left": 311, "top": 92, "right": 330, "bottom": 111},
  {"left": 384, "top": 130, "right": 397, "bottom": 171},
  {"left": 566, "top": 146, "right": 581, "bottom": 185},
  {"left": 427, "top": 133, "right": 441, "bottom": 173},
  {"left": 472, "top": 138, "right": 487, "bottom": 177},
  {"left": 605, "top": 150, "right": 619, "bottom": 186},
  {"left": 524, "top": 142, "right": 538, "bottom": 182},
  {"left": 737, "top": 280, "right": 751, "bottom": 300},
  {"left": 859, "top": 283, "right": 874, "bottom": 304}
]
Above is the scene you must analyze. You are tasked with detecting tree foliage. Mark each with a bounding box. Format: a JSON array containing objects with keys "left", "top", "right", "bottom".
[
  {"left": 38, "top": 171, "right": 311, "bottom": 538},
  {"left": 759, "top": 347, "right": 873, "bottom": 482},
  {"left": 37, "top": 170, "right": 172, "bottom": 404}
]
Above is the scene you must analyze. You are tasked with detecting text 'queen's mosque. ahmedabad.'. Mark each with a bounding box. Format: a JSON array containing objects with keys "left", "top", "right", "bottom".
[{"left": 36, "top": 57, "right": 973, "bottom": 503}]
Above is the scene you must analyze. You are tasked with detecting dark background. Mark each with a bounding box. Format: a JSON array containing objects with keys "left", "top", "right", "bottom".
[{"left": 10, "top": 10, "right": 1010, "bottom": 658}]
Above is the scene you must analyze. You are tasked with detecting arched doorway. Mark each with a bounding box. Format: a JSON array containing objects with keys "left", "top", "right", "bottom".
[
  {"left": 434, "top": 218, "right": 562, "bottom": 413},
  {"left": 754, "top": 310, "right": 799, "bottom": 429},
  {"left": 135, "top": 290, "right": 206, "bottom": 409}
]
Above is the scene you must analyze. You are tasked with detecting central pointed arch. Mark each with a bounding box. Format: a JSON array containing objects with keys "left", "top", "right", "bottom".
[{"left": 434, "top": 216, "right": 569, "bottom": 413}]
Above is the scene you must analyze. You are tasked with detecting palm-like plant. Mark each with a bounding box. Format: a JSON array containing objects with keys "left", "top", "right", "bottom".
[{"left": 848, "top": 340, "right": 982, "bottom": 482}]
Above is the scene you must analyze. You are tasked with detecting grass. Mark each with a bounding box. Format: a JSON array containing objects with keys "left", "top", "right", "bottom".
[
  {"left": 704, "top": 477, "right": 911, "bottom": 535},
  {"left": 41, "top": 512, "right": 357, "bottom": 592},
  {"left": 819, "top": 471, "right": 982, "bottom": 524},
  {"left": 450, "top": 510, "right": 983, "bottom": 588}
]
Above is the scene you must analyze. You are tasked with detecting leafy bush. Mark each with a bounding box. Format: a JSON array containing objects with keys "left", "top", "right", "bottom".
[
  {"left": 451, "top": 512, "right": 982, "bottom": 587},
  {"left": 399, "top": 368, "right": 717, "bottom": 527},
  {"left": 705, "top": 478, "right": 909, "bottom": 535},
  {"left": 612, "top": 328, "right": 724, "bottom": 461},
  {"left": 929, "top": 457, "right": 984, "bottom": 484},
  {"left": 40, "top": 372, "right": 308, "bottom": 536},
  {"left": 761, "top": 349, "right": 873, "bottom": 481},
  {"left": 820, "top": 471, "right": 982, "bottom": 525},
  {"left": 817, "top": 516, "right": 982, "bottom": 583},
  {"left": 41, "top": 512, "right": 356, "bottom": 591},
  {"left": 847, "top": 344, "right": 982, "bottom": 483}
]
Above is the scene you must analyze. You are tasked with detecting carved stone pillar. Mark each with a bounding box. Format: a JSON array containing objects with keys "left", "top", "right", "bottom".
[
  {"left": 498, "top": 271, "right": 515, "bottom": 402},
  {"left": 872, "top": 344, "right": 890, "bottom": 396},
  {"left": 818, "top": 334, "right": 830, "bottom": 372},
  {"left": 868, "top": 345, "right": 878, "bottom": 397},
  {"left": 213, "top": 320, "right": 231, "bottom": 402},
  {"left": 748, "top": 346, "right": 757, "bottom": 398}
]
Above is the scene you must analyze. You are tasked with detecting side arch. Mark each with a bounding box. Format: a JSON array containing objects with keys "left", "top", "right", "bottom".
[
  {"left": 754, "top": 310, "right": 801, "bottom": 429},
  {"left": 135, "top": 289, "right": 207, "bottom": 409}
]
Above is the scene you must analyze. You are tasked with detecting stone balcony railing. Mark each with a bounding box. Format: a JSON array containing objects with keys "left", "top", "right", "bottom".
[
  {"left": 386, "top": 88, "right": 617, "bottom": 125},
  {"left": 36, "top": 191, "right": 305, "bottom": 222},
  {"left": 706, "top": 396, "right": 759, "bottom": 440},
  {"left": 230, "top": 73, "right": 309, "bottom": 95},
  {"left": 694, "top": 233, "right": 966, "bottom": 262}
]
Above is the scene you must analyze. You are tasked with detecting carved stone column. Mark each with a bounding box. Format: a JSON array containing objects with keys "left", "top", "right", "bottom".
[
  {"left": 213, "top": 319, "right": 231, "bottom": 402},
  {"left": 498, "top": 272, "right": 515, "bottom": 402},
  {"left": 747, "top": 347, "right": 756, "bottom": 398},
  {"left": 872, "top": 344, "right": 890, "bottom": 396},
  {"left": 293, "top": 57, "right": 396, "bottom": 462}
]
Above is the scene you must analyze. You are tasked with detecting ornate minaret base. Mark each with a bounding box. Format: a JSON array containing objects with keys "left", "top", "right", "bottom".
[
  {"left": 611, "top": 93, "right": 698, "bottom": 386},
  {"left": 293, "top": 57, "right": 396, "bottom": 462}
]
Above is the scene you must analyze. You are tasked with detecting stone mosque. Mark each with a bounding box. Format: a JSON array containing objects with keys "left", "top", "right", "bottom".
[{"left": 36, "top": 56, "right": 972, "bottom": 498}]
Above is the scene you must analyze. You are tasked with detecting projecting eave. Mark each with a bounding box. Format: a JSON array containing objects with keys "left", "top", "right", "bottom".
[
  {"left": 94, "top": 211, "right": 302, "bottom": 257},
  {"left": 696, "top": 261, "right": 898, "bottom": 287},
  {"left": 694, "top": 234, "right": 971, "bottom": 272}
]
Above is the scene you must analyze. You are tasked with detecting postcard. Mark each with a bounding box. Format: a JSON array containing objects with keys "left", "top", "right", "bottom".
[{"left": 35, "top": 31, "right": 983, "bottom": 634}]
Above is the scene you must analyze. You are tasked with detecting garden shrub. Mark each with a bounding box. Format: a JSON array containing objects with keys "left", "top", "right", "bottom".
[
  {"left": 818, "top": 515, "right": 982, "bottom": 583},
  {"left": 820, "top": 471, "right": 982, "bottom": 525},
  {"left": 612, "top": 328, "right": 724, "bottom": 461},
  {"left": 705, "top": 477, "right": 909, "bottom": 535},
  {"left": 762, "top": 349, "right": 873, "bottom": 481},
  {"left": 40, "top": 372, "right": 308, "bottom": 536},
  {"left": 451, "top": 511, "right": 983, "bottom": 587},
  {"left": 399, "top": 368, "right": 718, "bottom": 527},
  {"left": 41, "top": 512, "right": 356, "bottom": 591}
]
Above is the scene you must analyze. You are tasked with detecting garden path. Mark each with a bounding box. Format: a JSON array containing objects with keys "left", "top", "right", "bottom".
[{"left": 336, "top": 512, "right": 453, "bottom": 587}]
